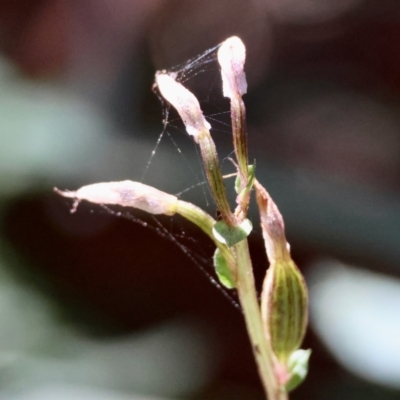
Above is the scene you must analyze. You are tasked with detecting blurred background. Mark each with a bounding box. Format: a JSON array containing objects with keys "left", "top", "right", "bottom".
[{"left": 1, "top": 0, "right": 400, "bottom": 399}]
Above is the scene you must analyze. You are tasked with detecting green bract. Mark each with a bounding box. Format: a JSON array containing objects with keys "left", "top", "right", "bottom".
[
  {"left": 213, "top": 248, "right": 236, "bottom": 289},
  {"left": 285, "top": 349, "right": 312, "bottom": 392},
  {"left": 212, "top": 219, "right": 252, "bottom": 247}
]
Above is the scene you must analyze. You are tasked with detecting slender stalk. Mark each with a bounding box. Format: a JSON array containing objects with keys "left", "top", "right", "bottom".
[
  {"left": 233, "top": 239, "right": 288, "bottom": 400},
  {"left": 230, "top": 95, "right": 248, "bottom": 181},
  {"left": 230, "top": 95, "right": 252, "bottom": 219},
  {"left": 196, "top": 131, "right": 236, "bottom": 225},
  {"left": 217, "top": 36, "right": 250, "bottom": 217}
]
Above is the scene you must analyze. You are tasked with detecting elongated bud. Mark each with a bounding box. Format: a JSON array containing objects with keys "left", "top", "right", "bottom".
[
  {"left": 155, "top": 70, "right": 234, "bottom": 225},
  {"left": 217, "top": 36, "right": 247, "bottom": 98},
  {"left": 55, "top": 180, "right": 236, "bottom": 277},
  {"left": 254, "top": 181, "right": 288, "bottom": 263},
  {"left": 218, "top": 37, "right": 249, "bottom": 216},
  {"left": 155, "top": 72, "right": 211, "bottom": 142},
  {"left": 54, "top": 181, "right": 178, "bottom": 215},
  {"left": 255, "top": 180, "right": 308, "bottom": 369}
]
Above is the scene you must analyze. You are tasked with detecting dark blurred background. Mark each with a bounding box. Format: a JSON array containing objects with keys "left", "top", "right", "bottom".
[{"left": 1, "top": 1, "right": 400, "bottom": 399}]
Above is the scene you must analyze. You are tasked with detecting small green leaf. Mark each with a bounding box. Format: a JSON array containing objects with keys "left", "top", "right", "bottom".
[
  {"left": 285, "top": 349, "right": 311, "bottom": 392},
  {"left": 213, "top": 248, "right": 236, "bottom": 289},
  {"left": 212, "top": 219, "right": 252, "bottom": 247}
]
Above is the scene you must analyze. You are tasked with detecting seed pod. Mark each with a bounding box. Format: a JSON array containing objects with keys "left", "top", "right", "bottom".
[
  {"left": 255, "top": 180, "right": 308, "bottom": 364},
  {"left": 262, "top": 257, "right": 308, "bottom": 364}
]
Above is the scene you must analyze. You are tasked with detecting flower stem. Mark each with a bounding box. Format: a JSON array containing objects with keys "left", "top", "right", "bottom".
[
  {"left": 233, "top": 239, "right": 288, "bottom": 400},
  {"left": 230, "top": 96, "right": 248, "bottom": 181},
  {"left": 196, "top": 131, "right": 235, "bottom": 225}
]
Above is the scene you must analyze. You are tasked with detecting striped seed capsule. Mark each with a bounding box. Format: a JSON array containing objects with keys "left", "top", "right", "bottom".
[
  {"left": 261, "top": 257, "right": 308, "bottom": 364},
  {"left": 255, "top": 181, "right": 308, "bottom": 365}
]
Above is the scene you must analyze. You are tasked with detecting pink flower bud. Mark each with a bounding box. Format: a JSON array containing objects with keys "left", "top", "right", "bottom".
[
  {"left": 155, "top": 72, "right": 211, "bottom": 142},
  {"left": 54, "top": 181, "right": 178, "bottom": 215},
  {"left": 217, "top": 36, "right": 247, "bottom": 98}
]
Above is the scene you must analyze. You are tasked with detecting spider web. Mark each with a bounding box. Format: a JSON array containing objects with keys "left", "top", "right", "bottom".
[
  {"left": 142, "top": 40, "right": 236, "bottom": 201},
  {"left": 111, "top": 42, "right": 240, "bottom": 308}
]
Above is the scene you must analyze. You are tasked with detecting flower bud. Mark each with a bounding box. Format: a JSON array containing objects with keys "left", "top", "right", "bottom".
[
  {"left": 54, "top": 180, "right": 178, "bottom": 215},
  {"left": 155, "top": 72, "right": 211, "bottom": 143},
  {"left": 155, "top": 70, "right": 234, "bottom": 225},
  {"left": 217, "top": 36, "right": 247, "bottom": 98},
  {"left": 218, "top": 36, "right": 249, "bottom": 215}
]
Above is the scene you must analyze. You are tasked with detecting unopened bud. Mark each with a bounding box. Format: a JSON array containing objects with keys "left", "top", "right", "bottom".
[
  {"left": 254, "top": 181, "right": 288, "bottom": 263},
  {"left": 218, "top": 36, "right": 249, "bottom": 212},
  {"left": 155, "top": 70, "right": 234, "bottom": 225},
  {"left": 255, "top": 181, "right": 308, "bottom": 365},
  {"left": 54, "top": 181, "right": 178, "bottom": 215},
  {"left": 155, "top": 72, "right": 211, "bottom": 142},
  {"left": 217, "top": 36, "right": 247, "bottom": 98}
]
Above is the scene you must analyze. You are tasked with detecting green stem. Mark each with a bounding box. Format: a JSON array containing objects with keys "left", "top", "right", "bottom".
[
  {"left": 233, "top": 239, "right": 288, "bottom": 400},
  {"left": 230, "top": 95, "right": 252, "bottom": 218},
  {"left": 197, "top": 131, "right": 235, "bottom": 225},
  {"left": 231, "top": 96, "right": 248, "bottom": 180},
  {"left": 177, "top": 199, "right": 289, "bottom": 399}
]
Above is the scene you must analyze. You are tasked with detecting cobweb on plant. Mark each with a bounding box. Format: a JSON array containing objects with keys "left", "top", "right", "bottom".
[
  {"left": 142, "top": 40, "right": 236, "bottom": 204},
  {"left": 98, "top": 204, "right": 240, "bottom": 309},
  {"left": 102, "top": 42, "right": 240, "bottom": 307}
]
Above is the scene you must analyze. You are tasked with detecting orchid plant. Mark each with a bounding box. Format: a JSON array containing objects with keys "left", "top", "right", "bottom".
[{"left": 55, "top": 36, "right": 310, "bottom": 400}]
